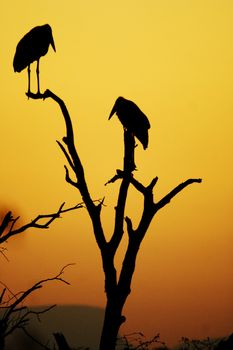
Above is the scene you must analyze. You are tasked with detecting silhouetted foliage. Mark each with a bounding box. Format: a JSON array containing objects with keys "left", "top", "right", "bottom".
[
  {"left": 118, "top": 332, "right": 168, "bottom": 350},
  {"left": 179, "top": 336, "right": 219, "bottom": 350},
  {"left": 215, "top": 333, "right": 233, "bottom": 350},
  {"left": 177, "top": 334, "right": 233, "bottom": 350}
]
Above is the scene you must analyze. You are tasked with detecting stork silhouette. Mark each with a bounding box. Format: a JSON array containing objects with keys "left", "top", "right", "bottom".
[
  {"left": 13, "top": 24, "right": 56, "bottom": 94},
  {"left": 109, "top": 97, "right": 151, "bottom": 149}
]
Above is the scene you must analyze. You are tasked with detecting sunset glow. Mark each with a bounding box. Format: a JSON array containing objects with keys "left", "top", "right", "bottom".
[{"left": 1, "top": 1, "right": 233, "bottom": 347}]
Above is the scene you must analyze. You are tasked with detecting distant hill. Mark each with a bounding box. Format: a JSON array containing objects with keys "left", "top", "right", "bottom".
[{"left": 5, "top": 305, "right": 104, "bottom": 350}]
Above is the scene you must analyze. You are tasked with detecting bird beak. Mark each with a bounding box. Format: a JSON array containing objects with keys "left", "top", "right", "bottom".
[
  {"left": 108, "top": 104, "right": 116, "bottom": 120},
  {"left": 51, "top": 37, "right": 56, "bottom": 52}
]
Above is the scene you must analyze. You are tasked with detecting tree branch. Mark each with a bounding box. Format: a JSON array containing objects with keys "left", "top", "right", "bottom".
[
  {"left": 0, "top": 212, "right": 13, "bottom": 237},
  {"left": 105, "top": 169, "right": 123, "bottom": 186},
  {"left": 155, "top": 178, "right": 202, "bottom": 212},
  {"left": 27, "top": 89, "right": 107, "bottom": 250},
  {"left": 1, "top": 264, "right": 74, "bottom": 339},
  {"left": 0, "top": 265, "right": 71, "bottom": 349},
  {"left": 117, "top": 177, "right": 202, "bottom": 315},
  {"left": 0, "top": 202, "right": 83, "bottom": 244},
  {"left": 64, "top": 165, "right": 78, "bottom": 187},
  {"left": 108, "top": 131, "right": 136, "bottom": 254},
  {"left": 56, "top": 140, "right": 76, "bottom": 172},
  {"left": 125, "top": 216, "right": 134, "bottom": 238}
]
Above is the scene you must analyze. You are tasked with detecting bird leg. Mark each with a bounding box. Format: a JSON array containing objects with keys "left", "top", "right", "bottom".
[
  {"left": 36, "top": 59, "right": 40, "bottom": 94},
  {"left": 27, "top": 65, "right": 31, "bottom": 94}
]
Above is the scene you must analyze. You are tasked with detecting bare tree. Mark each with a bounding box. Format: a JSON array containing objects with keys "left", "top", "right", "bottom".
[
  {"left": 0, "top": 203, "right": 82, "bottom": 349},
  {"left": 0, "top": 264, "right": 74, "bottom": 350},
  {"left": 26, "top": 89, "right": 201, "bottom": 350}
]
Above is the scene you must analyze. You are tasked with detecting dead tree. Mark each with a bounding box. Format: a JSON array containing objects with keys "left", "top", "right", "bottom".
[
  {"left": 26, "top": 89, "right": 202, "bottom": 350},
  {"left": 0, "top": 264, "right": 73, "bottom": 350}
]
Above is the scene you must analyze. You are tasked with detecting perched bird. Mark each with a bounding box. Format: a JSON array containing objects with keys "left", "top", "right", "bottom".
[
  {"left": 109, "top": 96, "right": 151, "bottom": 149},
  {"left": 13, "top": 24, "right": 56, "bottom": 94}
]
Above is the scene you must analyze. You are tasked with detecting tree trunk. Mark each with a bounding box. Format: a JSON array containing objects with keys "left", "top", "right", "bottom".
[{"left": 99, "top": 299, "right": 125, "bottom": 350}]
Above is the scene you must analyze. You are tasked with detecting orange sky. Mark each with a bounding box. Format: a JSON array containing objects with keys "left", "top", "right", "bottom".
[{"left": 1, "top": 1, "right": 233, "bottom": 347}]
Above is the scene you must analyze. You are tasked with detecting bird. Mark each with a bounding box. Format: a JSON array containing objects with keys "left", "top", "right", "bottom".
[
  {"left": 108, "top": 96, "right": 151, "bottom": 149},
  {"left": 13, "top": 24, "right": 56, "bottom": 94}
]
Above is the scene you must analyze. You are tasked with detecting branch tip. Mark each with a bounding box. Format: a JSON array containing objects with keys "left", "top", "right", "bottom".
[
  {"left": 155, "top": 177, "right": 202, "bottom": 211},
  {"left": 148, "top": 176, "right": 159, "bottom": 190},
  {"left": 64, "top": 165, "right": 78, "bottom": 187},
  {"left": 105, "top": 170, "right": 124, "bottom": 186},
  {"left": 125, "top": 216, "right": 133, "bottom": 236}
]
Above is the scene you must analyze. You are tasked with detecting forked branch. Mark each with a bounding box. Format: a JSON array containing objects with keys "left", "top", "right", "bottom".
[
  {"left": 0, "top": 202, "right": 83, "bottom": 244},
  {"left": 27, "top": 89, "right": 107, "bottom": 250}
]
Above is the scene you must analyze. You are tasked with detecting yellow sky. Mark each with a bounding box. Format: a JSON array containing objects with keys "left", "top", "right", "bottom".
[{"left": 1, "top": 0, "right": 233, "bottom": 347}]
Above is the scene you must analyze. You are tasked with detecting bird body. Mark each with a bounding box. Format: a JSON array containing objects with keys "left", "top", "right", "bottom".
[
  {"left": 109, "top": 97, "right": 151, "bottom": 149},
  {"left": 13, "top": 24, "right": 56, "bottom": 94}
]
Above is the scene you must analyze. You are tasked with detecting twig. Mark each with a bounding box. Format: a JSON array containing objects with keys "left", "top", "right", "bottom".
[
  {"left": 0, "top": 288, "right": 6, "bottom": 303},
  {"left": 22, "top": 327, "right": 51, "bottom": 350},
  {"left": 57, "top": 140, "right": 76, "bottom": 172},
  {"left": 0, "top": 247, "right": 9, "bottom": 261},
  {"left": 0, "top": 264, "right": 74, "bottom": 342},
  {"left": 64, "top": 165, "right": 79, "bottom": 187},
  {"left": 105, "top": 169, "right": 124, "bottom": 186},
  {"left": 0, "top": 211, "right": 13, "bottom": 237}
]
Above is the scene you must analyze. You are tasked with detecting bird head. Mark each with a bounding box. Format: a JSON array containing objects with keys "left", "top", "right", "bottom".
[
  {"left": 44, "top": 24, "right": 56, "bottom": 52},
  {"left": 50, "top": 36, "right": 56, "bottom": 52},
  {"left": 108, "top": 96, "right": 125, "bottom": 119}
]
